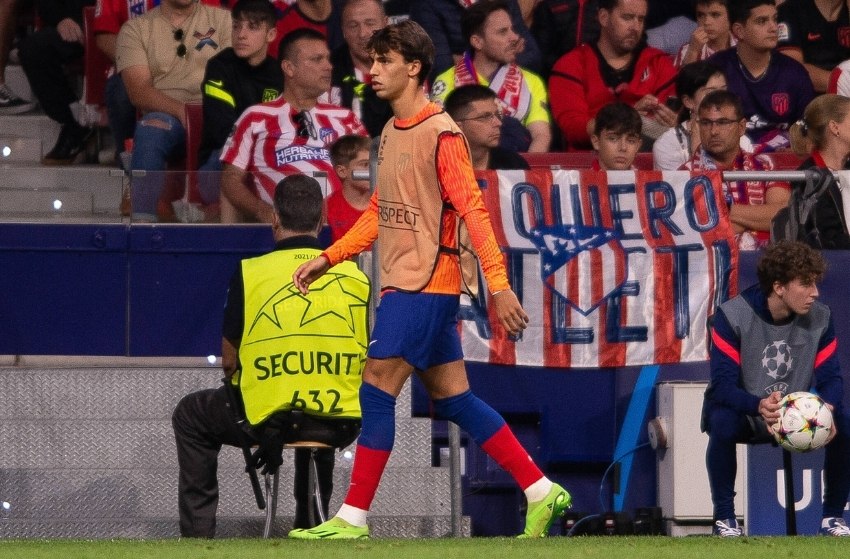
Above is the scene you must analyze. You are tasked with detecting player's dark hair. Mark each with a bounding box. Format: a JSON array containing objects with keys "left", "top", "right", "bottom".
[
  {"left": 330, "top": 134, "right": 371, "bottom": 167},
  {"left": 232, "top": 0, "right": 278, "bottom": 27},
  {"left": 593, "top": 102, "right": 641, "bottom": 137},
  {"left": 461, "top": 0, "right": 511, "bottom": 46},
  {"left": 698, "top": 89, "right": 744, "bottom": 120},
  {"left": 444, "top": 84, "right": 497, "bottom": 121},
  {"left": 367, "top": 20, "right": 434, "bottom": 85},
  {"left": 728, "top": 0, "right": 775, "bottom": 26},
  {"left": 278, "top": 28, "right": 327, "bottom": 63},
  {"left": 757, "top": 241, "right": 826, "bottom": 295},
  {"left": 273, "top": 174, "right": 324, "bottom": 232}
]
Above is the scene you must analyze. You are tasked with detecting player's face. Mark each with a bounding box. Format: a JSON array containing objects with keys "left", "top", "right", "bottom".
[
  {"left": 696, "top": 2, "right": 730, "bottom": 42},
  {"left": 734, "top": 4, "right": 779, "bottom": 51},
  {"left": 472, "top": 9, "right": 520, "bottom": 65},
  {"left": 456, "top": 98, "right": 503, "bottom": 153},
  {"left": 232, "top": 17, "right": 275, "bottom": 66},
  {"left": 286, "top": 39, "right": 333, "bottom": 97},
  {"left": 369, "top": 49, "right": 419, "bottom": 101},
  {"left": 591, "top": 129, "right": 641, "bottom": 170},
  {"left": 697, "top": 104, "right": 746, "bottom": 163},
  {"left": 342, "top": 0, "right": 387, "bottom": 66},
  {"left": 600, "top": 0, "right": 647, "bottom": 56},
  {"left": 774, "top": 278, "right": 819, "bottom": 315}
]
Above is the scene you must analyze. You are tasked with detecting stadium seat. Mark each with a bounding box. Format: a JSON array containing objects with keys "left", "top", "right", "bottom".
[
  {"left": 232, "top": 409, "right": 360, "bottom": 537},
  {"left": 263, "top": 441, "right": 335, "bottom": 538}
]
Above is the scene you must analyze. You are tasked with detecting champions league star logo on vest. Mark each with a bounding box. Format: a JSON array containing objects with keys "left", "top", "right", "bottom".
[
  {"left": 762, "top": 339, "right": 793, "bottom": 393},
  {"left": 529, "top": 223, "right": 627, "bottom": 316}
]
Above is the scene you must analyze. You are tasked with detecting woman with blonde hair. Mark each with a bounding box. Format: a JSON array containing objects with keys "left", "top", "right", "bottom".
[{"left": 788, "top": 94, "right": 850, "bottom": 248}]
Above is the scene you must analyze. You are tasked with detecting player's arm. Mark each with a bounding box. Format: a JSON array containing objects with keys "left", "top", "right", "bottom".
[
  {"left": 436, "top": 132, "right": 528, "bottom": 335},
  {"left": 323, "top": 191, "right": 379, "bottom": 263},
  {"left": 708, "top": 309, "right": 761, "bottom": 415},
  {"left": 295, "top": 192, "right": 379, "bottom": 294}
]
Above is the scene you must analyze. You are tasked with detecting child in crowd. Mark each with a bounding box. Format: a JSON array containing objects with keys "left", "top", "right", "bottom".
[
  {"left": 674, "top": 0, "right": 735, "bottom": 67},
  {"left": 326, "top": 134, "right": 372, "bottom": 242},
  {"left": 591, "top": 102, "right": 642, "bottom": 171}
]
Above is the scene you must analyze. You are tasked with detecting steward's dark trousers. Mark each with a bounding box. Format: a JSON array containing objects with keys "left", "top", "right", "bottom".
[{"left": 171, "top": 387, "right": 334, "bottom": 537}]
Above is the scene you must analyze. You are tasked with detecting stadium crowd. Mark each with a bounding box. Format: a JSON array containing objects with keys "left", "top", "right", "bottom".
[
  {"left": 2, "top": 0, "right": 850, "bottom": 539},
  {"left": 1, "top": 0, "right": 849, "bottom": 241}
]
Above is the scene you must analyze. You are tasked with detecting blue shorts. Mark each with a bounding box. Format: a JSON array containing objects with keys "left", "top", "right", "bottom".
[{"left": 368, "top": 291, "right": 463, "bottom": 371}]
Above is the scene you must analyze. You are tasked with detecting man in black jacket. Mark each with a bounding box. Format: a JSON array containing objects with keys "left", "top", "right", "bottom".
[
  {"left": 197, "top": 0, "right": 282, "bottom": 199},
  {"left": 19, "top": 0, "right": 95, "bottom": 165}
]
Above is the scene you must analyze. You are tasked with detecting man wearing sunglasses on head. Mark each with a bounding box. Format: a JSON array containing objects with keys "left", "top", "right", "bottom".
[
  {"left": 116, "top": 0, "right": 232, "bottom": 221},
  {"left": 219, "top": 28, "right": 367, "bottom": 224},
  {"left": 681, "top": 89, "right": 790, "bottom": 250}
]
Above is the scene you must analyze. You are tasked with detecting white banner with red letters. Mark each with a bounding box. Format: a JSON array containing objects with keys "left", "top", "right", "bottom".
[{"left": 459, "top": 169, "right": 739, "bottom": 368}]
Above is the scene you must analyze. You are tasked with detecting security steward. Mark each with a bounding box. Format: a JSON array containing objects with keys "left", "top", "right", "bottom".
[{"left": 172, "top": 174, "right": 370, "bottom": 538}]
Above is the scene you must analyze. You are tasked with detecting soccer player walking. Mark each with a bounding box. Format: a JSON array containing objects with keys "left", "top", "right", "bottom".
[{"left": 289, "top": 19, "right": 570, "bottom": 539}]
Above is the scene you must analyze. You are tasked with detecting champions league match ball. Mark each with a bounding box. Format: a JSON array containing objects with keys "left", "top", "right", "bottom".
[{"left": 772, "top": 392, "right": 833, "bottom": 453}]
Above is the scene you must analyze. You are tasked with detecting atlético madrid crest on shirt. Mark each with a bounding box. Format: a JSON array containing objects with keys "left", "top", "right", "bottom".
[
  {"left": 840, "top": 27, "right": 850, "bottom": 48},
  {"left": 772, "top": 93, "right": 790, "bottom": 116}
]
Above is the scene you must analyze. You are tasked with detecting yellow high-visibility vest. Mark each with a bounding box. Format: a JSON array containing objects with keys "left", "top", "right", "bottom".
[{"left": 237, "top": 248, "right": 370, "bottom": 425}]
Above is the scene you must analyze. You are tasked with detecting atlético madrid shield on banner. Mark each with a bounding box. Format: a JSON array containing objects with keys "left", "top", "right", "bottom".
[{"left": 459, "top": 169, "right": 738, "bottom": 369}]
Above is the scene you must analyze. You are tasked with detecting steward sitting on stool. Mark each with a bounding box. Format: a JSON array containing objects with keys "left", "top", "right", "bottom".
[{"left": 172, "top": 174, "right": 370, "bottom": 538}]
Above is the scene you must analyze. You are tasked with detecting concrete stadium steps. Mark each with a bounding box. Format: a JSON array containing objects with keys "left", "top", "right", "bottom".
[
  {"left": 0, "top": 165, "right": 124, "bottom": 220},
  {"left": 0, "top": 112, "right": 57, "bottom": 164},
  {"left": 0, "top": 364, "right": 465, "bottom": 538},
  {"left": 0, "top": 466, "right": 449, "bottom": 520}
]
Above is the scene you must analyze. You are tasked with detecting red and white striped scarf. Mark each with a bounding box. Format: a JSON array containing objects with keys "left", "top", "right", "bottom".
[{"left": 453, "top": 52, "right": 530, "bottom": 121}]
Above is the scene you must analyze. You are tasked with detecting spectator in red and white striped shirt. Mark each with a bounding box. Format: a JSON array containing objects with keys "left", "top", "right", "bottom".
[{"left": 220, "top": 27, "right": 366, "bottom": 223}]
